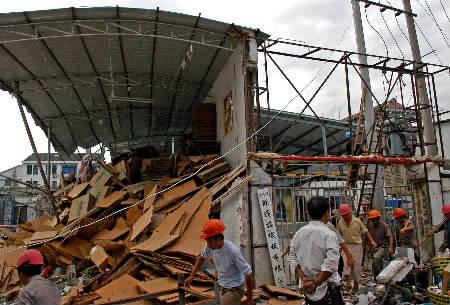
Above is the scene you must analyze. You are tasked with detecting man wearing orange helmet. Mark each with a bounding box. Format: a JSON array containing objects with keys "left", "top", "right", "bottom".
[
  {"left": 15, "top": 249, "right": 60, "bottom": 305},
  {"left": 367, "top": 209, "right": 393, "bottom": 277},
  {"left": 426, "top": 204, "right": 450, "bottom": 252},
  {"left": 337, "top": 204, "right": 376, "bottom": 293},
  {"left": 185, "top": 219, "right": 254, "bottom": 305},
  {"left": 393, "top": 208, "right": 417, "bottom": 249}
]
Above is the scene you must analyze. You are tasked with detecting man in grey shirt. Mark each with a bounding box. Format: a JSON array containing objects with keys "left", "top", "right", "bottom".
[
  {"left": 288, "top": 196, "right": 344, "bottom": 305},
  {"left": 15, "top": 249, "right": 60, "bottom": 305},
  {"left": 185, "top": 219, "right": 254, "bottom": 304}
]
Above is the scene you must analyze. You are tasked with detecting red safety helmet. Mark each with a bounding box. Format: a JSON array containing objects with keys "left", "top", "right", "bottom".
[
  {"left": 16, "top": 249, "right": 44, "bottom": 268},
  {"left": 200, "top": 219, "right": 226, "bottom": 239},
  {"left": 442, "top": 205, "right": 450, "bottom": 214},
  {"left": 339, "top": 204, "right": 352, "bottom": 216},
  {"left": 368, "top": 210, "right": 381, "bottom": 219},
  {"left": 393, "top": 208, "right": 406, "bottom": 219}
]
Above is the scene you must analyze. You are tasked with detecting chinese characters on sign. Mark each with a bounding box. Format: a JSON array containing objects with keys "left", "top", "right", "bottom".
[{"left": 257, "top": 188, "right": 286, "bottom": 287}]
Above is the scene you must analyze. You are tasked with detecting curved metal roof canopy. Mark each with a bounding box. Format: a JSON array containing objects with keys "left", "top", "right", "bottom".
[{"left": 0, "top": 7, "right": 269, "bottom": 156}]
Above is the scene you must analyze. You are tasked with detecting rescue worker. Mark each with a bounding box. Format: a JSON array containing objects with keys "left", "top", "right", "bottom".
[
  {"left": 393, "top": 208, "right": 417, "bottom": 249},
  {"left": 288, "top": 196, "right": 344, "bottom": 305},
  {"left": 367, "top": 209, "right": 393, "bottom": 277},
  {"left": 15, "top": 249, "right": 60, "bottom": 305},
  {"left": 185, "top": 219, "right": 254, "bottom": 305},
  {"left": 345, "top": 132, "right": 363, "bottom": 156},
  {"left": 426, "top": 204, "right": 450, "bottom": 252},
  {"left": 337, "top": 204, "right": 377, "bottom": 293}
]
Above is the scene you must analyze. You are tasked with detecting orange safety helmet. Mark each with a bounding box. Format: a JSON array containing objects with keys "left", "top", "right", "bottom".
[
  {"left": 339, "top": 204, "right": 352, "bottom": 216},
  {"left": 368, "top": 209, "right": 381, "bottom": 219},
  {"left": 362, "top": 201, "right": 369, "bottom": 206},
  {"left": 16, "top": 249, "right": 44, "bottom": 268},
  {"left": 393, "top": 208, "right": 406, "bottom": 219},
  {"left": 442, "top": 205, "right": 450, "bottom": 214},
  {"left": 200, "top": 219, "right": 226, "bottom": 239}
]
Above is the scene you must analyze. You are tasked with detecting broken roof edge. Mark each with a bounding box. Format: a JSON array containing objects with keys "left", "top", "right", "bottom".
[{"left": 0, "top": 6, "right": 270, "bottom": 43}]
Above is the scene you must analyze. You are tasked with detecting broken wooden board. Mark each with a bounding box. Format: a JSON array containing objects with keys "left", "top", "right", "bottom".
[
  {"left": 126, "top": 206, "right": 143, "bottom": 227},
  {"left": 115, "top": 160, "right": 131, "bottom": 183},
  {"left": 129, "top": 206, "right": 153, "bottom": 241},
  {"left": 90, "top": 186, "right": 112, "bottom": 202},
  {"left": 126, "top": 181, "right": 153, "bottom": 196},
  {"left": 143, "top": 184, "right": 157, "bottom": 212},
  {"left": 22, "top": 231, "right": 58, "bottom": 245},
  {"left": 95, "top": 191, "right": 127, "bottom": 209},
  {"left": 121, "top": 198, "right": 140, "bottom": 206},
  {"left": 90, "top": 246, "right": 110, "bottom": 270},
  {"left": 93, "top": 274, "right": 142, "bottom": 304},
  {"left": 197, "top": 162, "right": 230, "bottom": 182},
  {"left": 69, "top": 194, "right": 95, "bottom": 222},
  {"left": 58, "top": 237, "right": 94, "bottom": 260},
  {"left": 131, "top": 232, "right": 179, "bottom": 253},
  {"left": 260, "top": 284, "right": 303, "bottom": 299},
  {"left": 90, "top": 167, "right": 113, "bottom": 187},
  {"left": 67, "top": 182, "right": 90, "bottom": 199},
  {"left": 91, "top": 217, "right": 129, "bottom": 241},
  {"left": 154, "top": 179, "right": 197, "bottom": 212},
  {"left": 162, "top": 197, "right": 210, "bottom": 257},
  {"left": 53, "top": 182, "right": 75, "bottom": 197}
]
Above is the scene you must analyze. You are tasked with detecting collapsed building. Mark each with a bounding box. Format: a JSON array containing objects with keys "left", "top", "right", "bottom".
[{"left": 0, "top": 4, "right": 448, "bottom": 305}]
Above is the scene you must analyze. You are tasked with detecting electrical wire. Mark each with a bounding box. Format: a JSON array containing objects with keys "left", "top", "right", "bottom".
[
  {"left": 440, "top": 0, "right": 450, "bottom": 23},
  {"left": 413, "top": 20, "right": 446, "bottom": 66},
  {"left": 365, "top": 6, "right": 389, "bottom": 57},
  {"left": 414, "top": 0, "right": 450, "bottom": 48},
  {"left": 380, "top": 10, "right": 405, "bottom": 59}
]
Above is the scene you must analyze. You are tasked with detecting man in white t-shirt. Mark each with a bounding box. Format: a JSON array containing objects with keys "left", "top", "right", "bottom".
[{"left": 185, "top": 219, "right": 254, "bottom": 304}]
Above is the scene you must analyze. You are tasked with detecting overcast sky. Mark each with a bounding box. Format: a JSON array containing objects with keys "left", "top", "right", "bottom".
[{"left": 0, "top": 0, "right": 448, "bottom": 172}]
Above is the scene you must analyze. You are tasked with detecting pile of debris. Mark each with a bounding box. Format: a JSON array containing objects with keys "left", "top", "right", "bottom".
[{"left": 0, "top": 154, "right": 249, "bottom": 304}]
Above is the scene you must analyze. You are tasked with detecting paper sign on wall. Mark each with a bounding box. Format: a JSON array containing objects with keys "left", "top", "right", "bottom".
[{"left": 257, "top": 188, "right": 286, "bottom": 287}]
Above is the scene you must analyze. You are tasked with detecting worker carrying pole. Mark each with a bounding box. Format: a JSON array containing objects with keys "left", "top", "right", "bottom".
[
  {"left": 185, "top": 219, "right": 254, "bottom": 304},
  {"left": 425, "top": 205, "right": 450, "bottom": 252}
]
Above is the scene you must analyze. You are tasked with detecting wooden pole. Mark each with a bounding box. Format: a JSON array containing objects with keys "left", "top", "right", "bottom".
[{"left": 15, "top": 82, "right": 59, "bottom": 222}]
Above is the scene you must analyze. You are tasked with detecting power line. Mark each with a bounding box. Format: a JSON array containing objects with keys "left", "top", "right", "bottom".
[
  {"left": 440, "top": 0, "right": 450, "bottom": 24},
  {"left": 414, "top": 0, "right": 450, "bottom": 48},
  {"left": 380, "top": 10, "right": 405, "bottom": 59},
  {"left": 413, "top": 19, "right": 445, "bottom": 66},
  {"left": 364, "top": 6, "right": 389, "bottom": 57}
]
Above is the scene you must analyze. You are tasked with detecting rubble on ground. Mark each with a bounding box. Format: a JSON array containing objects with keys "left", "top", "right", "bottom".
[{"left": 0, "top": 154, "right": 250, "bottom": 304}]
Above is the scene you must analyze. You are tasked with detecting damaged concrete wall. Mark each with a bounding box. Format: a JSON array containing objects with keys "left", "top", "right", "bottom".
[
  {"left": 209, "top": 43, "right": 247, "bottom": 169},
  {"left": 249, "top": 160, "right": 275, "bottom": 286}
]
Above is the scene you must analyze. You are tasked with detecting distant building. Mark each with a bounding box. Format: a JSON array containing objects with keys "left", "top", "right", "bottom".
[{"left": 0, "top": 153, "right": 85, "bottom": 224}]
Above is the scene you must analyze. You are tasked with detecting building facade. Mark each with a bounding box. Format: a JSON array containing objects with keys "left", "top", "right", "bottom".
[{"left": 0, "top": 153, "right": 85, "bottom": 224}]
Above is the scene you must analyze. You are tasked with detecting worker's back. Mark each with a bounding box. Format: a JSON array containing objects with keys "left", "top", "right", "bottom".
[{"left": 18, "top": 275, "right": 60, "bottom": 305}]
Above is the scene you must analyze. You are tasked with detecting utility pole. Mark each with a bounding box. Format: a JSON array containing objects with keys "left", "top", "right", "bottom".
[
  {"left": 402, "top": 0, "right": 437, "bottom": 156},
  {"left": 402, "top": 0, "right": 441, "bottom": 262},
  {"left": 351, "top": 0, "right": 385, "bottom": 215}
]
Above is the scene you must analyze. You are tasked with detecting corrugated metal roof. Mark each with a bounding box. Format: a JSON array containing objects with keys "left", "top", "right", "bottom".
[
  {"left": 257, "top": 108, "right": 350, "bottom": 156},
  {"left": 0, "top": 7, "right": 269, "bottom": 156}
]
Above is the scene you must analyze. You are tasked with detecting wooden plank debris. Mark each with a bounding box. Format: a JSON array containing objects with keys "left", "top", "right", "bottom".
[{"left": 0, "top": 153, "right": 254, "bottom": 303}]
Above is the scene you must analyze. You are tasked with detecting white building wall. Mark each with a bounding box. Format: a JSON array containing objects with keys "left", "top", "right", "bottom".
[
  {"left": 209, "top": 43, "right": 247, "bottom": 168},
  {"left": 436, "top": 120, "right": 450, "bottom": 158}
]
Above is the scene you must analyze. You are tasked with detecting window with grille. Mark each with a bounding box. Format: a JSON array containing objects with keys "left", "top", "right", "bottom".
[
  {"left": 223, "top": 91, "right": 233, "bottom": 135},
  {"left": 62, "top": 164, "right": 77, "bottom": 174}
]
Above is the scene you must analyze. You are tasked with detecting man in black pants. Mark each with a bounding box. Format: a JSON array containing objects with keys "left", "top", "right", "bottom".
[{"left": 288, "top": 197, "right": 344, "bottom": 305}]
